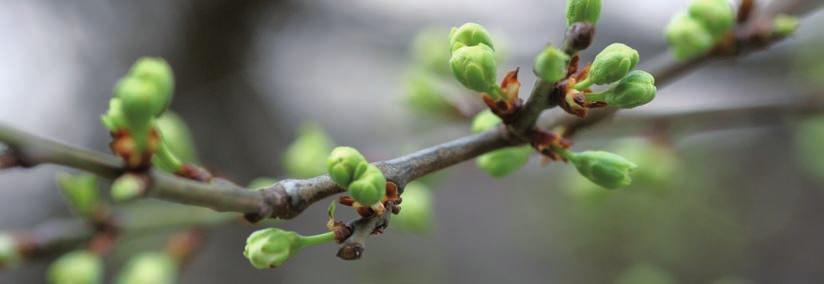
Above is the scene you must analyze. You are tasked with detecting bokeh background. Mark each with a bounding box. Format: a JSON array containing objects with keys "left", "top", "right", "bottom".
[{"left": 2, "top": 0, "right": 824, "bottom": 283}]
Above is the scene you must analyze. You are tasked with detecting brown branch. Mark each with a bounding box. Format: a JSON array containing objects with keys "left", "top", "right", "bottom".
[{"left": 0, "top": 123, "right": 515, "bottom": 222}]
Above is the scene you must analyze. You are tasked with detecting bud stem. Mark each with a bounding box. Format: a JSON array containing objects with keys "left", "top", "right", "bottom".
[
  {"left": 585, "top": 91, "right": 608, "bottom": 103},
  {"left": 298, "top": 232, "right": 336, "bottom": 248},
  {"left": 552, "top": 145, "right": 576, "bottom": 162},
  {"left": 574, "top": 78, "right": 594, "bottom": 91},
  {"left": 154, "top": 141, "right": 183, "bottom": 173},
  {"left": 487, "top": 86, "right": 505, "bottom": 101}
]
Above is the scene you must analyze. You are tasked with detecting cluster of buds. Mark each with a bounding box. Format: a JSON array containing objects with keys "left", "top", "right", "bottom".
[
  {"left": 449, "top": 23, "right": 522, "bottom": 119},
  {"left": 102, "top": 58, "right": 174, "bottom": 169},
  {"left": 102, "top": 58, "right": 211, "bottom": 194},
  {"left": 471, "top": 110, "right": 533, "bottom": 177},
  {"left": 243, "top": 228, "right": 335, "bottom": 269},
  {"left": 556, "top": 43, "right": 656, "bottom": 117},
  {"left": 327, "top": 147, "right": 388, "bottom": 212},
  {"left": 665, "top": 0, "right": 735, "bottom": 60}
]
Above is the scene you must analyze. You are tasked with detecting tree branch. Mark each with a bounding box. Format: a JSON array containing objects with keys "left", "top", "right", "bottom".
[{"left": 0, "top": 2, "right": 815, "bottom": 262}]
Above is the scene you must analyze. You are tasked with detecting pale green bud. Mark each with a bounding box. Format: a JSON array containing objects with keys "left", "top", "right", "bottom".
[
  {"left": 283, "top": 123, "right": 334, "bottom": 178},
  {"left": 534, "top": 45, "right": 570, "bottom": 83},
  {"left": 471, "top": 109, "right": 502, "bottom": 133},
  {"left": 243, "top": 228, "right": 301, "bottom": 269},
  {"left": 56, "top": 173, "right": 99, "bottom": 217},
  {"left": 111, "top": 174, "right": 146, "bottom": 202},
  {"left": 127, "top": 57, "right": 174, "bottom": 116},
  {"left": 155, "top": 112, "right": 198, "bottom": 163},
  {"left": 116, "top": 252, "right": 177, "bottom": 284},
  {"left": 404, "top": 71, "right": 451, "bottom": 114},
  {"left": 115, "top": 78, "right": 157, "bottom": 133},
  {"left": 587, "top": 43, "right": 640, "bottom": 85},
  {"left": 349, "top": 163, "right": 386, "bottom": 206},
  {"left": 569, "top": 151, "right": 637, "bottom": 189},
  {"left": 449, "top": 23, "right": 495, "bottom": 52},
  {"left": 327, "top": 146, "right": 368, "bottom": 187},
  {"left": 392, "top": 182, "right": 434, "bottom": 233},
  {"left": 773, "top": 14, "right": 800, "bottom": 38},
  {"left": 688, "top": 0, "right": 735, "bottom": 39},
  {"left": 449, "top": 44, "right": 500, "bottom": 97},
  {"left": 48, "top": 250, "right": 103, "bottom": 284},
  {"left": 0, "top": 234, "right": 20, "bottom": 267},
  {"left": 666, "top": 13, "right": 715, "bottom": 60},
  {"left": 601, "top": 70, "right": 657, "bottom": 108},
  {"left": 476, "top": 146, "right": 532, "bottom": 178},
  {"left": 566, "top": 0, "right": 602, "bottom": 25},
  {"left": 412, "top": 28, "right": 452, "bottom": 75}
]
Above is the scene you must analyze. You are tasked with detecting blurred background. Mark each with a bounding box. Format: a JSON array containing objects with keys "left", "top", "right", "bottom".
[{"left": 1, "top": 0, "right": 824, "bottom": 283}]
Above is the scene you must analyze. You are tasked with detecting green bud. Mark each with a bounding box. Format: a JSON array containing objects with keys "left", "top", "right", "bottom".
[
  {"left": 48, "top": 250, "right": 103, "bottom": 284},
  {"left": 284, "top": 123, "right": 334, "bottom": 178},
  {"left": 248, "top": 177, "right": 278, "bottom": 191},
  {"left": 404, "top": 71, "right": 451, "bottom": 114},
  {"left": 349, "top": 163, "right": 387, "bottom": 206},
  {"left": 0, "top": 234, "right": 20, "bottom": 267},
  {"left": 327, "top": 146, "right": 368, "bottom": 187},
  {"left": 243, "top": 228, "right": 299, "bottom": 269},
  {"left": 111, "top": 174, "right": 146, "bottom": 202},
  {"left": 412, "top": 28, "right": 452, "bottom": 75},
  {"left": 568, "top": 150, "right": 638, "bottom": 189},
  {"left": 101, "top": 98, "right": 126, "bottom": 131},
  {"left": 597, "top": 70, "right": 656, "bottom": 108},
  {"left": 476, "top": 146, "right": 532, "bottom": 178},
  {"left": 116, "top": 252, "right": 177, "bottom": 284},
  {"left": 534, "top": 45, "right": 570, "bottom": 84},
  {"left": 666, "top": 13, "right": 715, "bottom": 60},
  {"left": 127, "top": 57, "right": 174, "bottom": 116},
  {"left": 56, "top": 173, "right": 99, "bottom": 217},
  {"left": 449, "top": 44, "right": 500, "bottom": 98},
  {"left": 586, "top": 43, "right": 640, "bottom": 86},
  {"left": 116, "top": 78, "right": 157, "bottom": 133},
  {"left": 155, "top": 112, "right": 198, "bottom": 163},
  {"left": 688, "top": 0, "right": 735, "bottom": 39},
  {"left": 773, "top": 14, "right": 800, "bottom": 37},
  {"left": 449, "top": 23, "right": 495, "bottom": 52},
  {"left": 392, "top": 182, "right": 434, "bottom": 233},
  {"left": 471, "top": 109, "right": 502, "bottom": 133},
  {"left": 566, "top": 0, "right": 602, "bottom": 25}
]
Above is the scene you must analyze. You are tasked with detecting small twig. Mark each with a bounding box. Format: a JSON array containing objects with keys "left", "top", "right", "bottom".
[{"left": 336, "top": 205, "right": 393, "bottom": 260}]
